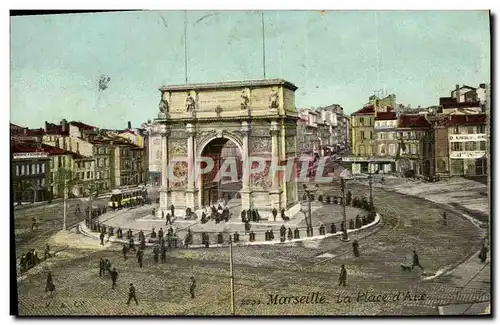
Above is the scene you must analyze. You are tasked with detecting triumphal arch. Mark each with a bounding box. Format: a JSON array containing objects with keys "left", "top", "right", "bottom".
[{"left": 153, "top": 79, "right": 300, "bottom": 217}]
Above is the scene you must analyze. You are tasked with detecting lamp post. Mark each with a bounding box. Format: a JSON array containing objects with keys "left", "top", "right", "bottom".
[
  {"left": 302, "top": 184, "right": 318, "bottom": 235},
  {"left": 62, "top": 179, "right": 68, "bottom": 231},
  {"left": 339, "top": 177, "right": 354, "bottom": 241},
  {"left": 228, "top": 235, "right": 235, "bottom": 316}
]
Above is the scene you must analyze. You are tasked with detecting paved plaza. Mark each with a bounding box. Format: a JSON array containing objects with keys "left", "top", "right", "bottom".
[{"left": 13, "top": 176, "right": 490, "bottom": 316}]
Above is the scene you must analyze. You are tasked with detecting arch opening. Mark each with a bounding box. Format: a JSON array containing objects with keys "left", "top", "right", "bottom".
[{"left": 199, "top": 137, "right": 242, "bottom": 207}]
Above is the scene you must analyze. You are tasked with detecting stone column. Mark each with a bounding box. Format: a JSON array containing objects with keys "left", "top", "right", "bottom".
[
  {"left": 185, "top": 123, "right": 198, "bottom": 212},
  {"left": 158, "top": 124, "right": 171, "bottom": 215},
  {"left": 240, "top": 121, "right": 252, "bottom": 211},
  {"left": 269, "top": 120, "right": 282, "bottom": 212}
]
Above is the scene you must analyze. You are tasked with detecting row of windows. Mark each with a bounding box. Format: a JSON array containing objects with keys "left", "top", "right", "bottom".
[
  {"left": 95, "top": 158, "right": 109, "bottom": 168},
  {"left": 96, "top": 147, "right": 110, "bottom": 155},
  {"left": 359, "top": 131, "right": 374, "bottom": 140},
  {"left": 15, "top": 163, "right": 46, "bottom": 176},
  {"left": 96, "top": 171, "right": 110, "bottom": 180},
  {"left": 449, "top": 125, "right": 486, "bottom": 135},
  {"left": 76, "top": 161, "right": 93, "bottom": 169},
  {"left": 357, "top": 117, "right": 374, "bottom": 127},
  {"left": 451, "top": 141, "right": 487, "bottom": 152}
]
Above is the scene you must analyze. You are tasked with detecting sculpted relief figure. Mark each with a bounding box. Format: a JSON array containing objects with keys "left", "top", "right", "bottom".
[
  {"left": 186, "top": 92, "right": 196, "bottom": 112},
  {"left": 159, "top": 91, "right": 169, "bottom": 113},
  {"left": 241, "top": 89, "right": 250, "bottom": 110},
  {"left": 269, "top": 88, "right": 279, "bottom": 109}
]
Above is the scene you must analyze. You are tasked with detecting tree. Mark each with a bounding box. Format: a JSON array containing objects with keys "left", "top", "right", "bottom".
[{"left": 52, "top": 168, "right": 80, "bottom": 230}]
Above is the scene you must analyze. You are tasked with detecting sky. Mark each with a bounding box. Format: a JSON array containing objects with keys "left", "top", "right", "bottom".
[{"left": 10, "top": 10, "right": 490, "bottom": 129}]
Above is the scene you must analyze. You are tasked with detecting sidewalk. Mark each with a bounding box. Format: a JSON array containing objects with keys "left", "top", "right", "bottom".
[{"left": 79, "top": 213, "right": 381, "bottom": 248}]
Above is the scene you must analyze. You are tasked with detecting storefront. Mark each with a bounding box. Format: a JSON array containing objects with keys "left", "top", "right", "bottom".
[{"left": 449, "top": 151, "right": 487, "bottom": 176}]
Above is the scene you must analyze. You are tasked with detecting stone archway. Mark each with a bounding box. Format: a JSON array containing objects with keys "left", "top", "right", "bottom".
[{"left": 199, "top": 137, "right": 242, "bottom": 207}]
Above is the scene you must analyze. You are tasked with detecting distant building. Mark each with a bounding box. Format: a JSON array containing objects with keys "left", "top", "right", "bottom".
[
  {"left": 11, "top": 142, "right": 50, "bottom": 203},
  {"left": 373, "top": 111, "right": 398, "bottom": 173},
  {"left": 347, "top": 104, "right": 376, "bottom": 173},
  {"left": 395, "top": 114, "right": 431, "bottom": 176}
]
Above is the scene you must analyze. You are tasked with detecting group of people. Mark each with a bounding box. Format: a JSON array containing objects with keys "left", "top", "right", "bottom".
[
  {"left": 200, "top": 204, "right": 231, "bottom": 224},
  {"left": 19, "top": 243, "right": 53, "bottom": 273},
  {"left": 240, "top": 208, "right": 261, "bottom": 223}
]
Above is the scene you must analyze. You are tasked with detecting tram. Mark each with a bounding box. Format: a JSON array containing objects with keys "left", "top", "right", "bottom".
[{"left": 108, "top": 187, "right": 147, "bottom": 208}]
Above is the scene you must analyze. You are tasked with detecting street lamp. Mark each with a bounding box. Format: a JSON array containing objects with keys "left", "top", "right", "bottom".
[
  {"left": 339, "top": 177, "right": 353, "bottom": 241},
  {"left": 228, "top": 235, "right": 235, "bottom": 316},
  {"left": 302, "top": 184, "right": 318, "bottom": 235}
]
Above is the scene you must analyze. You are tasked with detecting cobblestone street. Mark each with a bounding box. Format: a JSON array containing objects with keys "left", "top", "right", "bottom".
[{"left": 14, "top": 181, "right": 488, "bottom": 316}]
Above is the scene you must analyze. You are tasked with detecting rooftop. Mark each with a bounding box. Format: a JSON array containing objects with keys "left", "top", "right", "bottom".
[
  {"left": 398, "top": 114, "right": 431, "bottom": 129},
  {"left": 159, "top": 78, "right": 298, "bottom": 92},
  {"left": 352, "top": 104, "right": 375, "bottom": 116},
  {"left": 375, "top": 111, "right": 397, "bottom": 121}
]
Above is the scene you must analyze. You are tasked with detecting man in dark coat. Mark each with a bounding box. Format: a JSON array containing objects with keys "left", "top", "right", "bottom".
[
  {"left": 126, "top": 283, "right": 139, "bottom": 305},
  {"left": 161, "top": 245, "right": 167, "bottom": 263},
  {"left": 158, "top": 227, "right": 164, "bottom": 240},
  {"left": 479, "top": 244, "right": 488, "bottom": 263},
  {"left": 170, "top": 204, "right": 175, "bottom": 218},
  {"left": 190, "top": 276, "right": 196, "bottom": 299},
  {"left": 45, "top": 271, "right": 55, "bottom": 296},
  {"left": 241, "top": 209, "right": 246, "bottom": 223},
  {"left": 411, "top": 250, "right": 424, "bottom": 270},
  {"left": 110, "top": 267, "right": 118, "bottom": 289},
  {"left": 338, "top": 264, "right": 347, "bottom": 286},
  {"left": 129, "top": 237, "right": 136, "bottom": 252},
  {"left": 136, "top": 249, "right": 144, "bottom": 268},
  {"left": 352, "top": 240, "right": 359, "bottom": 257},
  {"left": 166, "top": 213, "right": 172, "bottom": 225},
  {"left": 99, "top": 258, "right": 105, "bottom": 277},
  {"left": 122, "top": 244, "right": 129, "bottom": 261},
  {"left": 44, "top": 243, "right": 52, "bottom": 260},
  {"left": 153, "top": 245, "right": 159, "bottom": 263},
  {"left": 100, "top": 231, "right": 105, "bottom": 246},
  {"left": 287, "top": 228, "right": 293, "bottom": 241},
  {"left": 272, "top": 208, "right": 278, "bottom": 222}
]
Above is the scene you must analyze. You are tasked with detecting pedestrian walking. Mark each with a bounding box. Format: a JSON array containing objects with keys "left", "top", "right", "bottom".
[
  {"left": 110, "top": 267, "right": 118, "bottom": 289},
  {"left": 99, "top": 258, "right": 105, "bottom": 276},
  {"left": 126, "top": 283, "right": 138, "bottom": 305},
  {"left": 122, "top": 244, "right": 129, "bottom": 261},
  {"left": 136, "top": 249, "right": 144, "bottom": 268},
  {"left": 190, "top": 276, "right": 196, "bottom": 299},
  {"left": 272, "top": 208, "right": 278, "bottom": 222},
  {"left": 411, "top": 250, "right": 424, "bottom": 271},
  {"left": 45, "top": 271, "right": 55, "bottom": 297},
  {"left": 338, "top": 264, "right": 347, "bottom": 286},
  {"left": 153, "top": 245, "right": 159, "bottom": 264},
  {"left": 352, "top": 240, "right": 359, "bottom": 257},
  {"left": 44, "top": 243, "right": 52, "bottom": 260},
  {"left": 479, "top": 244, "right": 488, "bottom": 263},
  {"left": 100, "top": 232, "right": 105, "bottom": 246}
]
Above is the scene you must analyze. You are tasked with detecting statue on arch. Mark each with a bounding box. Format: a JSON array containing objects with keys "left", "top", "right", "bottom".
[
  {"left": 159, "top": 91, "right": 169, "bottom": 113},
  {"left": 186, "top": 92, "right": 196, "bottom": 112},
  {"left": 269, "top": 88, "right": 279, "bottom": 109},
  {"left": 241, "top": 89, "right": 250, "bottom": 110}
]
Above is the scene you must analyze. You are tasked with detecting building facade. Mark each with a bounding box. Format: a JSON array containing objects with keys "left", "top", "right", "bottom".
[
  {"left": 11, "top": 146, "right": 50, "bottom": 203},
  {"left": 373, "top": 111, "right": 398, "bottom": 173},
  {"left": 348, "top": 104, "right": 375, "bottom": 173},
  {"left": 396, "top": 114, "right": 431, "bottom": 176}
]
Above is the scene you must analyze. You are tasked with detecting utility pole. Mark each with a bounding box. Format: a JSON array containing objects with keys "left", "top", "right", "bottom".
[
  {"left": 62, "top": 179, "right": 67, "bottom": 231},
  {"left": 368, "top": 174, "right": 373, "bottom": 210},
  {"left": 340, "top": 178, "right": 348, "bottom": 241},
  {"left": 229, "top": 235, "right": 235, "bottom": 316}
]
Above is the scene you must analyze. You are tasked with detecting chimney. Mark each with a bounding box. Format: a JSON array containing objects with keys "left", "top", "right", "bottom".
[
  {"left": 45, "top": 121, "right": 49, "bottom": 131},
  {"left": 61, "top": 119, "right": 68, "bottom": 132},
  {"left": 455, "top": 85, "right": 461, "bottom": 103},
  {"left": 127, "top": 121, "right": 132, "bottom": 130}
]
